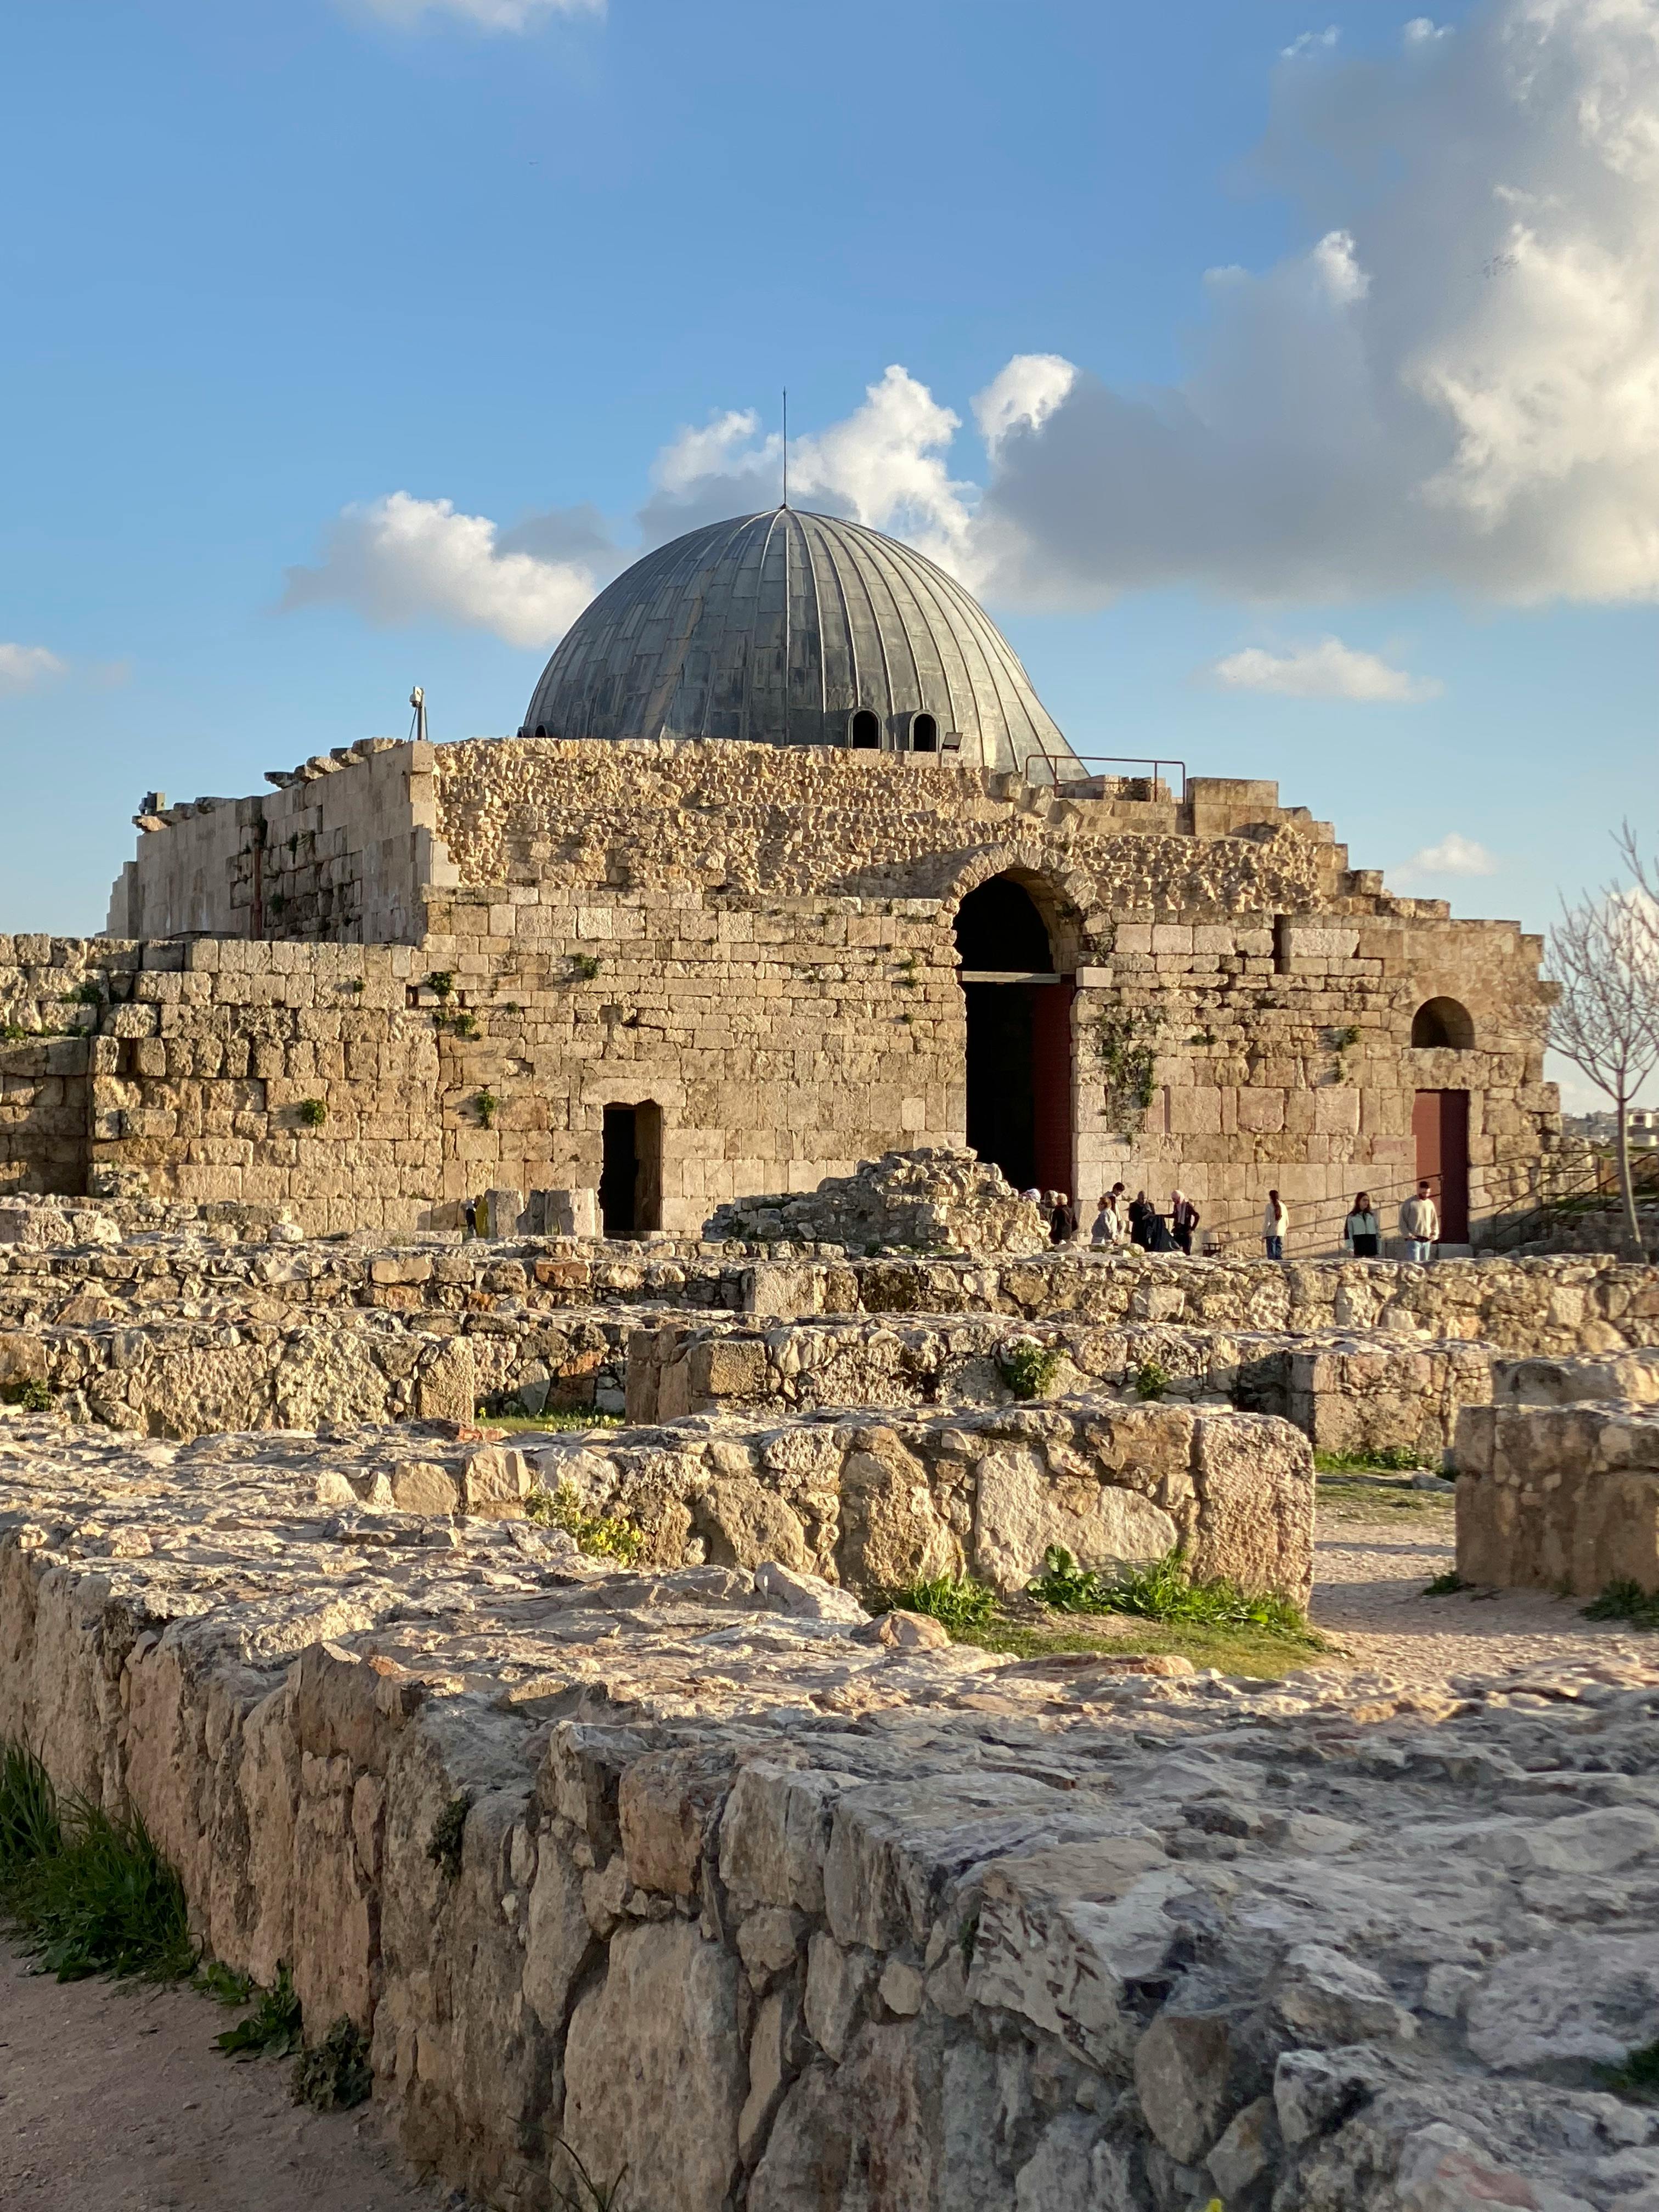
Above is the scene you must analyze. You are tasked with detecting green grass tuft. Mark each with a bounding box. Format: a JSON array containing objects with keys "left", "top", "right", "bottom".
[
  {"left": 868, "top": 1575, "right": 998, "bottom": 1634},
  {"left": 1313, "top": 1446, "right": 1431, "bottom": 1473},
  {"left": 213, "top": 1962, "right": 303, "bottom": 2060},
  {"left": 526, "top": 1482, "right": 643, "bottom": 1565},
  {"left": 1424, "top": 1570, "right": 1469, "bottom": 1597},
  {"left": 555, "top": 2140, "right": 630, "bottom": 2210},
  {"left": 291, "top": 2017, "right": 373, "bottom": 2111},
  {"left": 1133, "top": 1359, "right": 1171, "bottom": 1401},
  {"left": 0, "top": 1742, "right": 194, "bottom": 1983},
  {"left": 1582, "top": 1579, "right": 1659, "bottom": 1630},
  {"left": 1025, "top": 1545, "right": 1313, "bottom": 1638}
]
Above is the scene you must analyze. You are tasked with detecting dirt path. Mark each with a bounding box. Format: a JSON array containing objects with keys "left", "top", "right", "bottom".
[
  {"left": 1311, "top": 1497, "right": 1655, "bottom": 1685},
  {"left": 0, "top": 1946, "right": 462, "bottom": 2212}
]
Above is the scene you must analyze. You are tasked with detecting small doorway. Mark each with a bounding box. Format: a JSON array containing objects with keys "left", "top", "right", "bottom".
[
  {"left": 1413, "top": 1090, "right": 1470, "bottom": 1243},
  {"left": 600, "top": 1101, "right": 663, "bottom": 1234},
  {"left": 956, "top": 874, "right": 1073, "bottom": 1197}
]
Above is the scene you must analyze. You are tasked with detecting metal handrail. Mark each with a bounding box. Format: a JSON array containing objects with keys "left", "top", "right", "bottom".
[{"left": 1020, "top": 749, "right": 1190, "bottom": 800}]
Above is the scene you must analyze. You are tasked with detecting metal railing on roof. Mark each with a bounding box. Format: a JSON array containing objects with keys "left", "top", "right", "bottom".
[{"left": 1019, "top": 749, "right": 1189, "bottom": 801}]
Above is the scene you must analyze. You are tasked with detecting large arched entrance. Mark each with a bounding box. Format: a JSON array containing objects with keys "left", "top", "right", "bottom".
[{"left": 955, "top": 874, "right": 1074, "bottom": 1195}]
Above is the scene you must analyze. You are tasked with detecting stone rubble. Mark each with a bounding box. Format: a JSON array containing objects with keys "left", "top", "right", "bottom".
[
  {"left": 703, "top": 1146, "right": 1048, "bottom": 1256},
  {"left": 2, "top": 1413, "right": 1658, "bottom": 2210}
]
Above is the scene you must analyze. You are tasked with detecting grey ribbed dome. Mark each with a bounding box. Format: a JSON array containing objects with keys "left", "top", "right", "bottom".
[{"left": 522, "top": 509, "right": 1076, "bottom": 774}]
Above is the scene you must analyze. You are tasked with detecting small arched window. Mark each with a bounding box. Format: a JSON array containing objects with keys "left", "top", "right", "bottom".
[
  {"left": 1412, "top": 997, "right": 1475, "bottom": 1050},
  {"left": 912, "top": 713, "right": 939, "bottom": 753},
  {"left": 850, "top": 710, "right": 881, "bottom": 750}
]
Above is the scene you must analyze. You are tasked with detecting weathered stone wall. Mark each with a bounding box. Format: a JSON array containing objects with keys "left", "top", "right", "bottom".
[
  {"left": 737, "top": 1249, "right": 1659, "bottom": 1356},
  {"left": 2, "top": 1425, "right": 1656, "bottom": 2212},
  {"left": 0, "top": 1305, "right": 642, "bottom": 1437},
  {"left": 1457, "top": 1396, "right": 1659, "bottom": 1596},
  {"left": 80, "top": 737, "right": 1560, "bottom": 1242},
  {"left": 108, "top": 738, "right": 451, "bottom": 944},
  {"left": 7, "top": 1233, "right": 1659, "bottom": 1357},
  {"left": 623, "top": 1313, "right": 1490, "bottom": 1463},
  {"left": 527, "top": 1397, "right": 1316, "bottom": 1601}
]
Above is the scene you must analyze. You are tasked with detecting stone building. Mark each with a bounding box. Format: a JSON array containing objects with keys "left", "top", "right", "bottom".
[{"left": 2, "top": 508, "right": 1556, "bottom": 1243}]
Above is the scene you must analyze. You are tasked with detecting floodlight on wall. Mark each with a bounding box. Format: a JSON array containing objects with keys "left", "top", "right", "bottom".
[{"left": 941, "top": 732, "right": 962, "bottom": 754}]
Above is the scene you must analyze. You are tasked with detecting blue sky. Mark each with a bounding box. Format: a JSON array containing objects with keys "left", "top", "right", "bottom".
[{"left": 2, "top": 0, "right": 1656, "bottom": 1104}]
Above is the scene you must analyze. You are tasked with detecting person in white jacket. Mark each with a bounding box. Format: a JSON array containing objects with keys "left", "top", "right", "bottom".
[
  {"left": 1262, "top": 1189, "right": 1289, "bottom": 1260},
  {"left": 1400, "top": 1181, "right": 1440, "bottom": 1262}
]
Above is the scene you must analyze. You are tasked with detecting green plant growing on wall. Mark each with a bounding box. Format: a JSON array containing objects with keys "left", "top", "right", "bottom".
[
  {"left": 1095, "top": 1007, "right": 1161, "bottom": 1129},
  {"left": 296, "top": 1098, "right": 328, "bottom": 1128},
  {"left": 1000, "top": 1340, "right": 1062, "bottom": 1400},
  {"left": 526, "top": 1483, "right": 643, "bottom": 1564},
  {"left": 0, "top": 1379, "right": 54, "bottom": 1411},
  {"left": 474, "top": 1090, "right": 499, "bottom": 1128},
  {"left": 426, "top": 970, "right": 455, "bottom": 1000},
  {"left": 1133, "top": 1359, "right": 1171, "bottom": 1401},
  {"left": 572, "top": 953, "right": 601, "bottom": 981},
  {"left": 345, "top": 977, "right": 365, "bottom": 995},
  {"left": 448, "top": 1011, "right": 480, "bottom": 1040},
  {"left": 59, "top": 981, "right": 105, "bottom": 1007}
]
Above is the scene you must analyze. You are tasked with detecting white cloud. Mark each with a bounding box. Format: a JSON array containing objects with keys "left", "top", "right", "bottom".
[
  {"left": 1209, "top": 636, "right": 1441, "bottom": 701},
  {"left": 1404, "top": 18, "right": 1453, "bottom": 45},
  {"left": 0, "top": 644, "right": 66, "bottom": 695},
  {"left": 282, "top": 492, "right": 606, "bottom": 650},
  {"left": 357, "top": 0, "right": 600, "bottom": 29},
  {"left": 966, "top": 0, "right": 1659, "bottom": 608},
  {"left": 1283, "top": 26, "right": 1339, "bottom": 59},
  {"left": 973, "top": 355, "right": 1079, "bottom": 461},
  {"left": 638, "top": 365, "right": 978, "bottom": 571},
  {"left": 1400, "top": 833, "right": 1500, "bottom": 877}
]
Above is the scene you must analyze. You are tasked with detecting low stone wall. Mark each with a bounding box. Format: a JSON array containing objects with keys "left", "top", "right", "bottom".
[
  {"left": 0, "top": 1306, "right": 648, "bottom": 1437},
  {"left": 530, "top": 1398, "right": 1315, "bottom": 1602},
  {"left": 625, "top": 1314, "right": 1491, "bottom": 1463},
  {"left": 2, "top": 1422, "right": 1656, "bottom": 2212},
  {"left": 1457, "top": 1396, "right": 1659, "bottom": 1596},
  {"left": 738, "top": 1250, "right": 1659, "bottom": 1357},
  {"left": 5, "top": 1229, "right": 1659, "bottom": 1360}
]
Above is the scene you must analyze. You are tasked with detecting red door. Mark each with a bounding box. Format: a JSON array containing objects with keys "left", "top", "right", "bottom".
[
  {"left": 1413, "top": 1090, "right": 1470, "bottom": 1242},
  {"left": 1031, "top": 980, "right": 1075, "bottom": 1197}
]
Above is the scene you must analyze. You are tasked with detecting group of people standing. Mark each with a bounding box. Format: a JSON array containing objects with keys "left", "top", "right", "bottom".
[
  {"left": 1074, "top": 1184, "right": 1201, "bottom": 1254},
  {"left": 1268, "top": 1182, "right": 1442, "bottom": 1261},
  {"left": 1032, "top": 1178, "right": 1443, "bottom": 1262}
]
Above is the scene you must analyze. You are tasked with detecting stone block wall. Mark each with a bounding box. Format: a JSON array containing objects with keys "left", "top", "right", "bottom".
[
  {"left": 2, "top": 1439, "right": 1654, "bottom": 2212},
  {"left": 82, "top": 736, "right": 1560, "bottom": 1243},
  {"left": 530, "top": 1398, "right": 1316, "bottom": 1603},
  {"left": 623, "top": 1312, "right": 1491, "bottom": 1462},
  {"left": 108, "top": 738, "right": 452, "bottom": 944},
  {"left": 1456, "top": 1400, "right": 1659, "bottom": 1595}
]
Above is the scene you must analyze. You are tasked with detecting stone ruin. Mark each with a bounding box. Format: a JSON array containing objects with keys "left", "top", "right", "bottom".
[
  {"left": 704, "top": 1146, "right": 1049, "bottom": 1256},
  {"left": 2, "top": 1184, "right": 1659, "bottom": 2210}
]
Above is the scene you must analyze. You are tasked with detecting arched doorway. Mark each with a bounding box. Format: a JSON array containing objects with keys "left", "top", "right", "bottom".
[{"left": 955, "top": 874, "right": 1074, "bottom": 1195}]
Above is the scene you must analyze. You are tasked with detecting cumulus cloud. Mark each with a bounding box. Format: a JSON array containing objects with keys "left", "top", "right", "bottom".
[
  {"left": 282, "top": 492, "right": 608, "bottom": 650},
  {"left": 638, "top": 365, "right": 978, "bottom": 570},
  {"left": 0, "top": 644, "right": 66, "bottom": 695},
  {"left": 1404, "top": 17, "right": 1453, "bottom": 44},
  {"left": 968, "top": 0, "right": 1659, "bottom": 608},
  {"left": 1400, "top": 833, "right": 1500, "bottom": 878},
  {"left": 357, "top": 0, "right": 600, "bottom": 29},
  {"left": 1209, "top": 635, "right": 1441, "bottom": 701}
]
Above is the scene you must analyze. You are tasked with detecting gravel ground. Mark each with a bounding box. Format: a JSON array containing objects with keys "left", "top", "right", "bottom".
[
  {"left": 0, "top": 1946, "right": 461, "bottom": 2212},
  {"left": 1311, "top": 1494, "right": 1654, "bottom": 1684}
]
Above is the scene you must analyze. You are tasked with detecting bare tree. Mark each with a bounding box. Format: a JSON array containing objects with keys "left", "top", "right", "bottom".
[{"left": 1548, "top": 831, "right": 1659, "bottom": 1256}]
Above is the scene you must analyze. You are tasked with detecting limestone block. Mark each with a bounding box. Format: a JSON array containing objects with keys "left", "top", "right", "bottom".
[
  {"left": 971, "top": 1448, "right": 1177, "bottom": 1593},
  {"left": 562, "top": 1923, "right": 745, "bottom": 2212},
  {"left": 461, "top": 1445, "right": 532, "bottom": 1516}
]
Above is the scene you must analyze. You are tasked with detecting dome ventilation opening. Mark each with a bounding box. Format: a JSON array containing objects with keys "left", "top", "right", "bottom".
[
  {"left": 912, "top": 713, "right": 939, "bottom": 753},
  {"left": 850, "top": 710, "right": 882, "bottom": 750}
]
